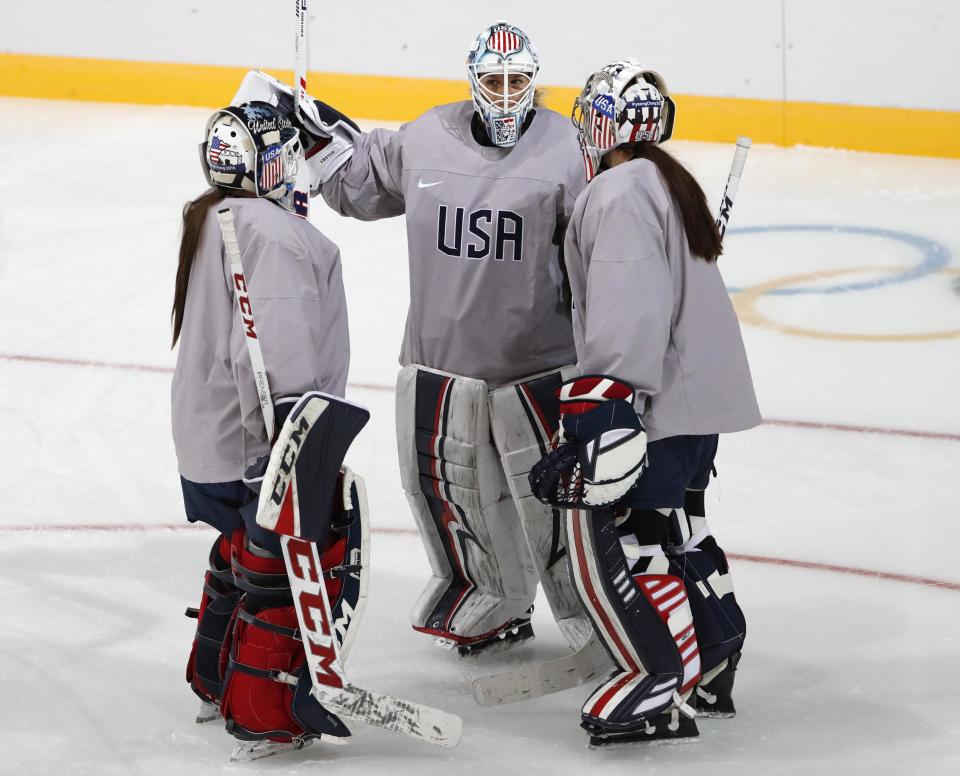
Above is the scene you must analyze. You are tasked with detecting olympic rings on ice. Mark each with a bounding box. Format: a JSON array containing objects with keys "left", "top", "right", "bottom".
[
  {"left": 725, "top": 225, "right": 951, "bottom": 296},
  {"left": 731, "top": 267, "right": 960, "bottom": 342}
]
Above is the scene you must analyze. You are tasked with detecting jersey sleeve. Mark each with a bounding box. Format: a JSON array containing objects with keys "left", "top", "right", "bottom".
[
  {"left": 228, "top": 235, "right": 348, "bottom": 443},
  {"left": 579, "top": 203, "right": 673, "bottom": 404},
  {"left": 319, "top": 127, "right": 406, "bottom": 220}
]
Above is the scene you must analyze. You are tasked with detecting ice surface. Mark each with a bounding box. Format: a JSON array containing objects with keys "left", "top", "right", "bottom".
[{"left": 1, "top": 98, "right": 959, "bottom": 774}]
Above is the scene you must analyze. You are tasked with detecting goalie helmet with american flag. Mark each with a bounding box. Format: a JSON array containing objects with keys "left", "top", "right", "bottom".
[
  {"left": 466, "top": 20, "right": 540, "bottom": 148},
  {"left": 199, "top": 101, "right": 304, "bottom": 211},
  {"left": 571, "top": 59, "right": 675, "bottom": 181}
]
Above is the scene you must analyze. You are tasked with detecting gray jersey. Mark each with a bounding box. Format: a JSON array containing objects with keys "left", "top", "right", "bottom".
[
  {"left": 171, "top": 196, "right": 350, "bottom": 483},
  {"left": 321, "top": 102, "right": 583, "bottom": 387},
  {"left": 565, "top": 159, "right": 761, "bottom": 442}
]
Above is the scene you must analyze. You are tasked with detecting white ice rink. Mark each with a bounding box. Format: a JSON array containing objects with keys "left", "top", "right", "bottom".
[{"left": 1, "top": 98, "right": 959, "bottom": 775}]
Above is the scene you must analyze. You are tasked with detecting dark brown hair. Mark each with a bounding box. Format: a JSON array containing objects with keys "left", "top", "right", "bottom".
[
  {"left": 622, "top": 142, "right": 723, "bottom": 262},
  {"left": 171, "top": 188, "right": 233, "bottom": 346}
]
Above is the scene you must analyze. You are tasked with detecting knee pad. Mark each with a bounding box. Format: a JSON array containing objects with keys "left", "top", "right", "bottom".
[
  {"left": 489, "top": 367, "right": 591, "bottom": 649},
  {"left": 568, "top": 509, "right": 700, "bottom": 730},
  {"left": 218, "top": 530, "right": 351, "bottom": 744},
  {"left": 666, "top": 494, "right": 746, "bottom": 672},
  {"left": 185, "top": 535, "right": 241, "bottom": 705},
  {"left": 397, "top": 365, "right": 537, "bottom": 642}
]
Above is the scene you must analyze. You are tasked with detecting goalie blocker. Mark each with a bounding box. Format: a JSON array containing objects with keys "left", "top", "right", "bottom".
[{"left": 397, "top": 364, "right": 592, "bottom": 656}]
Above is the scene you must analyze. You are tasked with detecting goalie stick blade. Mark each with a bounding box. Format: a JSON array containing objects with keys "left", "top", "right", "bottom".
[
  {"left": 313, "top": 684, "right": 463, "bottom": 749},
  {"left": 282, "top": 536, "right": 462, "bottom": 748},
  {"left": 472, "top": 632, "right": 613, "bottom": 707}
]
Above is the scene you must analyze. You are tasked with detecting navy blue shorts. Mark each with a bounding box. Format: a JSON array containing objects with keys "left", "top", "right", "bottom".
[
  {"left": 180, "top": 476, "right": 281, "bottom": 555},
  {"left": 620, "top": 434, "right": 718, "bottom": 510}
]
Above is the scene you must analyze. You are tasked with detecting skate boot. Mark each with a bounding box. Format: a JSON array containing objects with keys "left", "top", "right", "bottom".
[
  {"left": 195, "top": 699, "right": 220, "bottom": 724},
  {"left": 580, "top": 667, "right": 699, "bottom": 748},
  {"left": 694, "top": 651, "right": 740, "bottom": 718},
  {"left": 230, "top": 736, "right": 319, "bottom": 762},
  {"left": 432, "top": 607, "right": 535, "bottom": 659},
  {"left": 586, "top": 707, "right": 699, "bottom": 749}
]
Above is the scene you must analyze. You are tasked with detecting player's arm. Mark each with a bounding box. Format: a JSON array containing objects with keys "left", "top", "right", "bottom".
[
  {"left": 579, "top": 202, "right": 673, "bottom": 402},
  {"left": 530, "top": 203, "right": 671, "bottom": 509},
  {"left": 233, "top": 70, "right": 404, "bottom": 221},
  {"left": 318, "top": 128, "right": 406, "bottom": 221}
]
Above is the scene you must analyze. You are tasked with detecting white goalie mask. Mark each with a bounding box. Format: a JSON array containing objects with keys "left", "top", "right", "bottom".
[
  {"left": 199, "top": 102, "right": 303, "bottom": 212},
  {"left": 571, "top": 59, "right": 675, "bottom": 182},
  {"left": 467, "top": 20, "right": 540, "bottom": 148}
]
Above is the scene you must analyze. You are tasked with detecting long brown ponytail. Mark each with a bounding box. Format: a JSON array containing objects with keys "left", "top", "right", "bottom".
[
  {"left": 170, "top": 187, "right": 231, "bottom": 346},
  {"left": 624, "top": 143, "right": 723, "bottom": 262}
]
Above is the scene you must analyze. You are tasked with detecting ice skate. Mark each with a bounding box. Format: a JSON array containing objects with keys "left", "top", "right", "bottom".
[
  {"left": 429, "top": 607, "right": 535, "bottom": 658},
  {"left": 454, "top": 612, "right": 535, "bottom": 659},
  {"left": 229, "top": 736, "right": 318, "bottom": 762},
  {"left": 585, "top": 708, "right": 700, "bottom": 749},
  {"left": 694, "top": 651, "right": 740, "bottom": 718},
  {"left": 195, "top": 699, "right": 219, "bottom": 724}
]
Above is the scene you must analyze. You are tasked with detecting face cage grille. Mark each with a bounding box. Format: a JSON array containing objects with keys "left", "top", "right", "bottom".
[{"left": 469, "top": 58, "right": 538, "bottom": 115}]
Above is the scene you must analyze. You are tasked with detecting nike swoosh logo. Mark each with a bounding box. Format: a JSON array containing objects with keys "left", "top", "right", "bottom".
[{"left": 417, "top": 179, "right": 443, "bottom": 188}]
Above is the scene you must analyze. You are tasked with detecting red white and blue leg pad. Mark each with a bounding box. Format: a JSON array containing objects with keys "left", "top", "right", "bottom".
[
  {"left": 567, "top": 508, "right": 700, "bottom": 741},
  {"left": 669, "top": 492, "right": 746, "bottom": 716}
]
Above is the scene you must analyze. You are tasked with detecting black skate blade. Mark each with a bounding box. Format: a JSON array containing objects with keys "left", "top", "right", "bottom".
[
  {"left": 457, "top": 622, "right": 535, "bottom": 659},
  {"left": 586, "top": 715, "right": 699, "bottom": 749},
  {"left": 695, "top": 708, "right": 736, "bottom": 719},
  {"left": 693, "top": 689, "right": 736, "bottom": 718},
  {"left": 695, "top": 651, "right": 740, "bottom": 718}
]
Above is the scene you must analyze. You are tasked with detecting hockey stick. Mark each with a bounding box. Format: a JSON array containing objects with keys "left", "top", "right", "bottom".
[
  {"left": 290, "top": 0, "right": 312, "bottom": 217},
  {"left": 221, "top": 210, "right": 275, "bottom": 442},
  {"left": 217, "top": 208, "right": 462, "bottom": 747},
  {"left": 473, "top": 630, "right": 611, "bottom": 706},
  {"left": 472, "top": 138, "right": 754, "bottom": 707},
  {"left": 716, "top": 136, "right": 752, "bottom": 240},
  {"left": 294, "top": 0, "right": 309, "bottom": 123}
]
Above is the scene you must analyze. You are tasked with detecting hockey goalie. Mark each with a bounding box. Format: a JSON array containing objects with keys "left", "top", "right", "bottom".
[
  {"left": 524, "top": 59, "right": 759, "bottom": 747},
  {"left": 174, "top": 99, "right": 459, "bottom": 761}
]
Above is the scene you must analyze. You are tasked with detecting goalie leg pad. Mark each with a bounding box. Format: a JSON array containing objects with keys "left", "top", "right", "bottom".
[
  {"left": 397, "top": 365, "right": 538, "bottom": 642},
  {"left": 668, "top": 488, "right": 746, "bottom": 712},
  {"left": 567, "top": 509, "right": 699, "bottom": 735},
  {"left": 618, "top": 434, "right": 745, "bottom": 673},
  {"left": 220, "top": 530, "right": 351, "bottom": 744},
  {"left": 186, "top": 534, "right": 241, "bottom": 705},
  {"left": 489, "top": 367, "right": 591, "bottom": 649}
]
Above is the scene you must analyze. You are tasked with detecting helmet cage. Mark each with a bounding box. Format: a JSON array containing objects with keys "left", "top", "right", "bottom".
[
  {"left": 571, "top": 60, "right": 675, "bottom": 181},
  {"left": 467, "top": 21, "right": 540, "bottom": 147}
]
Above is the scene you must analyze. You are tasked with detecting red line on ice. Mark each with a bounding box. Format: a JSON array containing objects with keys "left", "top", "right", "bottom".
[
  {"left": 726, "top": 553, "right": 960, "bottom": 593},
  {"left": 2, "top": 521, "right": 959, "bottom": 593},
  {"left": 2, "top": 351, "right": 959, "bottom": 442}
]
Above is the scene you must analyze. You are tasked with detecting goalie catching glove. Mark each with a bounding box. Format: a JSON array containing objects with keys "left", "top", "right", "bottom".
[
  {"left": 233, "top": 70, "right": 360, "bottom": 190},
  {"left": 529, "top": 375, "right": 647, "bottom": 509}
]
